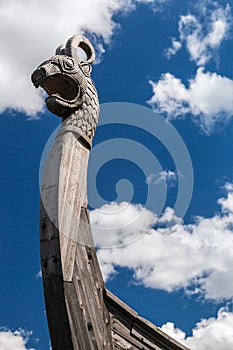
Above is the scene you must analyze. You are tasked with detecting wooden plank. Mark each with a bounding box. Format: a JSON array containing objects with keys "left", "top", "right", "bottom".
[
  {"left": 104, "top": 289, "right": 190, "bottom": 350},
  {"left": 40, "top": 126, "right": 113, "bottom": 349},
  {"left": 40, "top": 203, "right": 74, "bottom": 350},
  {"left": 64, "top": 207, "right": 112, "bottom": 349}
]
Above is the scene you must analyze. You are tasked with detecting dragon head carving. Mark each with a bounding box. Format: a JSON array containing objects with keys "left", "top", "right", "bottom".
[{"left": 31, "top": 35, "right": 99, "bottom": 125}]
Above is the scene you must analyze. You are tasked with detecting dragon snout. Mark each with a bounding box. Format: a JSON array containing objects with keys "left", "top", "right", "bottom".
[{"left": 31, "top": 67, "right": 47, "bottom": 88}]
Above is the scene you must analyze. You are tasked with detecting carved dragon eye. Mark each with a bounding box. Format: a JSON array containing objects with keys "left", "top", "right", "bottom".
[{"left": 63, "top": 58, "right": 75, "bottom": 70}]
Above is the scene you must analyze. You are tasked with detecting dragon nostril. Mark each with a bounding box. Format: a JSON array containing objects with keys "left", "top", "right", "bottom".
[{"left": 31, "top": 67, "right": 46, "bottom": 86}]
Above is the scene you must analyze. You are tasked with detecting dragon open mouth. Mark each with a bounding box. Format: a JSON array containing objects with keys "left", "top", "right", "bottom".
[{"left": 40, "top": 74, "right": 79, "bottom": 101}]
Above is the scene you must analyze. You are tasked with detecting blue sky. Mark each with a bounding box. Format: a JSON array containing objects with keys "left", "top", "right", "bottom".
[{"left": 0, "top": 0, "right": 233, "bottom": 349}]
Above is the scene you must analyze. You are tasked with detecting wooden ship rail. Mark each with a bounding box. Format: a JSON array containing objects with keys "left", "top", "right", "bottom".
[{"left": 105, "top": 289, "right": 189, "bottom": 350}]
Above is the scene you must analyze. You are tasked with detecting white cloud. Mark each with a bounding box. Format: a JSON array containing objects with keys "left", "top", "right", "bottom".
[
  {"left": 0, "top": 328, "right": 35, "bottom": 350},
  {"left": 91, "top": 201, "right": 156, "bottom": 250},
  {"left": 161, "top": 322, "right": 186, "bottom": 344},
  {"left": 35, "top": 270, "right": 42, "bottom": 279},
  {"left": 154, "top": 3, "right": 233, "bottom": 133},
  {"left": 147, "top": 170, "right": 177, "bottom": 186},
  {"left": 218, "top": 183, "right": 233, "bottom": 213},
  {"left": 161, "top": 307, "right": 233, "bottom": 350},
  {"left": 224, "top": 182, "right": 233, "bottom": 192},
  {"left": 0, "top": 0, "right": 163, "bottom": 117},
  {"left": 165, "top": 38, "right": 182, "bottom": 59},
  {"left": 148, "top": 67, "right": 233, "bottom": 134},
  {"left": 92, "top": 183, "right": 233, "bottom": 301},
  {"left": 165, "top": 4, "right": 231, "bottom": 65}
]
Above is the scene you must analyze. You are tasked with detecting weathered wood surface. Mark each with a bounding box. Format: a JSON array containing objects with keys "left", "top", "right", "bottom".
[
  {"left": 40, "top": 127, "right": 189, "bottom": 350},
  {"left": 34, "top": 34, "right": 190, "bottom": 350},
  {"left": 40, "top": 129, "right": 112, "bottom": 349},
  {"left": 105, "top": 290, "right": 190, "bottom": 350}
]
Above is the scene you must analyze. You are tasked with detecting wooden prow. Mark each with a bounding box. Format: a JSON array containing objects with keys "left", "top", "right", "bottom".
[{"left": 34, "top": 34, "right": 189, "bottom": 350}]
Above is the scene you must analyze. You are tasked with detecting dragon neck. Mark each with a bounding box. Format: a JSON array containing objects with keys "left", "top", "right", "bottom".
[{"left": 61, "top": 79, "right": 99, "bottom": 149}]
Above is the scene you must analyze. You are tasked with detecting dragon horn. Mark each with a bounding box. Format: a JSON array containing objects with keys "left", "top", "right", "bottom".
[
  {"left": 65, "top": 35, "right": 95, "bottom": 64},
  {"left": 55, "top": 44, "right": 65, "bottom": 55}
]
